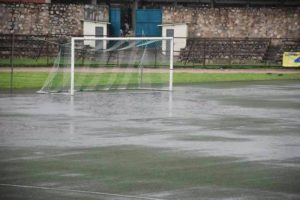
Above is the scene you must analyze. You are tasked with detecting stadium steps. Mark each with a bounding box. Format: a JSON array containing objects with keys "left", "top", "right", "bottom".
[{"left": 179, "top": 38, "right": 269, "bottom": 65}]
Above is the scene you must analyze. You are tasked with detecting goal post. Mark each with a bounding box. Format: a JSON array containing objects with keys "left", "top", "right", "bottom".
[
  {"left": 39, "top": 36, "right": 174, "bottom": 95},
  {"left": 70, "top": 37, "right": 174, "bottom": 95}
]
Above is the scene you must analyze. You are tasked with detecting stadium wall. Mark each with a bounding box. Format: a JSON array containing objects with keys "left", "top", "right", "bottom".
[
  {"left": 163, "top": 6, "right": 300, "bottom": 38},
  {"left": 0, "top": 3, "right": 108, "bottom": 35},
  {"left": 0, "top": 3, "right": 299, "bottom": 39}
]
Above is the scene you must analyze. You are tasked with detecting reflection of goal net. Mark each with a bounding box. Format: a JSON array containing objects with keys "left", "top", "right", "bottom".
[{"left": 38, "top": 37, "right": 173, "bottom": 95}]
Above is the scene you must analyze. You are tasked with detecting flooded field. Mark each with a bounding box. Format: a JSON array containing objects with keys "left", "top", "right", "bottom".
[{"left": 0, "top": 80, "right": 300, "bottom": 200}]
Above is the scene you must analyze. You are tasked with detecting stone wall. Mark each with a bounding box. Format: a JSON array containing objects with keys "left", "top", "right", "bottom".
[
  {"left": 0, "top": 3, "right": 108, "bottom": 35},
  {"left": 163, "top": 6, "right": 300, "bottom": 38},
  {"left": 0, "top": 3, "right": 48, "bottom": 35},
  {"left": 0, "top": 3, "right": 299, "bottom": 38},
  {"left": 49, "top": 4, "right": 85, "bottom": 35}
]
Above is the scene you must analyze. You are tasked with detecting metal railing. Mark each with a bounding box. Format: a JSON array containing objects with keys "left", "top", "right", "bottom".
[{"left": 0, "top": 34, "right": 299, "bottom": 67}]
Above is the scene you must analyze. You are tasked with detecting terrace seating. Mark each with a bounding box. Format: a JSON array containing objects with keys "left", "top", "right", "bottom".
[
  {"left": 179, "top": 38, "right": 270, "bottom": 64},
  {"left": 264, "top": 39, "right": 300, "bottom": 63},
  {"left": 281, "top": 39, "right": 300, "bottom": 53}
]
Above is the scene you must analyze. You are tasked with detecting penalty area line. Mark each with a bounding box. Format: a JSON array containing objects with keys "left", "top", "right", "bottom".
[{"left": 0, "top": 183, "right": 165, "bottom": 200}]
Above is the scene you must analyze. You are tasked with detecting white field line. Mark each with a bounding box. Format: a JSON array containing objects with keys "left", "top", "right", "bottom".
[{"left": 0, "top": 183, "right": 165, "bottom": 200}]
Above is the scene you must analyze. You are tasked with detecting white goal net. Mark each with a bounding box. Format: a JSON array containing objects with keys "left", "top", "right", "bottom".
[{"left": 38, "top": 37, "right": 174, "bottom": 95}]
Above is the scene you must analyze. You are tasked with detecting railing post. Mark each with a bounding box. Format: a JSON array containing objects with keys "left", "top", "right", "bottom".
[
  {"left": 70, "top": 37, "right": 75, "bottom": 95},
  {"left": 10, "top": 33, "right": 15, "bottom": 94},
  {"left": 229, "top": 38, "right": 232, "bottom": 66},
  {"left": 169, "top": 37, "right": 174, "bottom": 91},
  {"left": 46, "top": 34, "right": 49, "bottom": 66},
  {"left": 203, "top": 39, "right": 206, "bottom": 66}
]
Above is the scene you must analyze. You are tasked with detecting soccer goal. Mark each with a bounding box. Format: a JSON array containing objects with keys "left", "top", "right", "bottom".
[{"left": 38, "top": 37, "right": 174, "bottom": 95}]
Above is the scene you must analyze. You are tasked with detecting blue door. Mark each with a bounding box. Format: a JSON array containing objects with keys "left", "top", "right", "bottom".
[
  {"left": 109, "top": 8, "right": 121, "bottom": 37},
  {"left": 135, "top": 9, "right": 162, "bottom": 37}
]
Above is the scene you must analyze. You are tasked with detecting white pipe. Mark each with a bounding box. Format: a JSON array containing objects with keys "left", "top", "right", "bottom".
[
  {"left": 72, "top": 37, "right": 174, "bottom": 41},
  {"left": 70, "top": 37, "right": 174, "bottom": 93}
]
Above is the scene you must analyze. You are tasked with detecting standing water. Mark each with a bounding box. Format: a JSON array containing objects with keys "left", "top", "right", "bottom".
[{"left": 0, "top": 80, "right": 300, "bottom": 200}]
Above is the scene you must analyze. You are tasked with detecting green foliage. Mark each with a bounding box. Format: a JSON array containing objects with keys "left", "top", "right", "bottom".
[{"left": 0, "top": 57, "right": 55, "bottom": 67}]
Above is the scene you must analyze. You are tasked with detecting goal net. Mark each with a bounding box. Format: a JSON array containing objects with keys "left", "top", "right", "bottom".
[{"left": 38, "top": 37, "right": 173, "bottom": 95}]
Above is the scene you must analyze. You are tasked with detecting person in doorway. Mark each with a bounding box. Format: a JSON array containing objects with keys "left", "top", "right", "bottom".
[{"left": 123, "top": 20, "right": 130, "bottom": 36}]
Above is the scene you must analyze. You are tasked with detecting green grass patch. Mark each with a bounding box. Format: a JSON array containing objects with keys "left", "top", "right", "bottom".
[
  {"left": 0, "top": 72, "right": 48, "bottom": 90},
  {"left": 1, "top": 71, "right": 300, "bottom": 90}
]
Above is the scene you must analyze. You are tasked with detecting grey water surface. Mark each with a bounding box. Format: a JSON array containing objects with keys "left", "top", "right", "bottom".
[{"left": 0, "top": 80, "right": 300, "bottom": 200}]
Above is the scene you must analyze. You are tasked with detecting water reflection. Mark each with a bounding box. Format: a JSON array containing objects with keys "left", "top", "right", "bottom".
[{"left": 0, "top": 81, "right": 299, "bottom": 161}]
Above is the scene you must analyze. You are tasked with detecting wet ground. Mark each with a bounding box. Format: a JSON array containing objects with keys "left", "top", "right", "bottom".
[{"left": 0, "top": 80, "right": 300, "bottom": 200}]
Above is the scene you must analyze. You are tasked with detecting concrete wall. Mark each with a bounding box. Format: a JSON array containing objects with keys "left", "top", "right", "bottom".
[
  {"left": 83, "top": 21, "right": 108, "bottom": 48},
  {"left": 0, "top": 3, "right": 108, "bottom": 35},
  {"left": 162, "top": 24, "right": 188, "bottom": 56},
  {"left": 163, "top": 6, "right": 300, "bottom": 38}
]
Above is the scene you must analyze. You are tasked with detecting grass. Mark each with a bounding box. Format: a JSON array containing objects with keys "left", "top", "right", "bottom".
[{"left": 1, "top": 72, "right": 300, "bottom": 90}]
